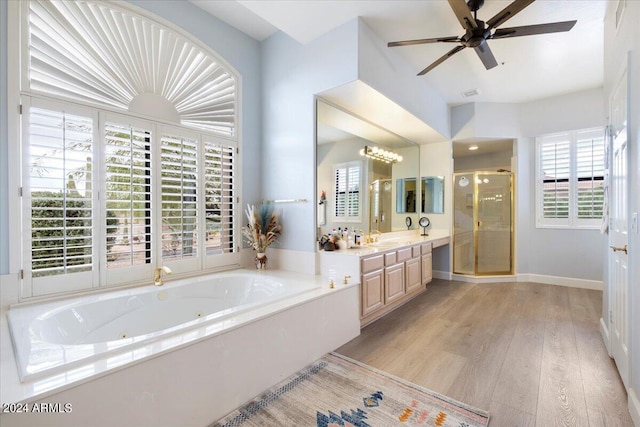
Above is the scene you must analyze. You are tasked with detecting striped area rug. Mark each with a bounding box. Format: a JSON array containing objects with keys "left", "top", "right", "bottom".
[{"left": 212, "top": 353, "right": 490, "bottom": 427}]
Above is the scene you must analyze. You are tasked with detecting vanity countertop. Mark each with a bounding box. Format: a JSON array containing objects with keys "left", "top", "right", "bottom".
[{"left": 320, "top": 229, "right": 450, "bottom": 257}]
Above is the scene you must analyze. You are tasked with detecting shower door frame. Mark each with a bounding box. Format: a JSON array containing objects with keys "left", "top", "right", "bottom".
[{"left": 453, "top": 171, "right": 515, "bottom": 276}]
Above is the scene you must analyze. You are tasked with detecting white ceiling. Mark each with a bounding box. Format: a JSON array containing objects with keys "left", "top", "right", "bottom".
[{"left": 191, "top": 0, "right": 607, "bottom": 105}]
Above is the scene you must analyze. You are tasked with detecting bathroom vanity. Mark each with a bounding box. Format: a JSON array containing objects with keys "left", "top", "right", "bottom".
[{"left": 318, "top": 231, "right": 449, "bottom": 327}]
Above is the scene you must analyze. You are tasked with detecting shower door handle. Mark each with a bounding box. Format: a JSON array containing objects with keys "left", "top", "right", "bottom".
[{"left": 477, "top": 221, "right": 482, "bottom": 228}]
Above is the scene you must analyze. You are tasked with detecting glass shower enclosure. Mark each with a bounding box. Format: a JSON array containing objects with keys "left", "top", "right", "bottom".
[{"left": 453, "top": 172, "right": 513, "bottom": 275}]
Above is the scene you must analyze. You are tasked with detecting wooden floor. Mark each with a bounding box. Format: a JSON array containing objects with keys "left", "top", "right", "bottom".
[{"left": 336, "top": 279, "right": 633, "bottom": 427}]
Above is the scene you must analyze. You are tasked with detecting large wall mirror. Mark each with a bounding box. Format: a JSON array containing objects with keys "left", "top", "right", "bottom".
[{"left": 316, "top": 99, "right": 420, "bottom": 237}]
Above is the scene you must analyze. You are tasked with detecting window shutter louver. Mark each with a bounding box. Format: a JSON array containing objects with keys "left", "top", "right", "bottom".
[
  {"left": 334, "top": 162, "right": 361, "bottom": 222},
  {"left": 204, "top": 141, "right": 235, "bottom": 254},
  {"left": 537, "top": 128, "right": 605, "bottom": 228},
  {"left": 104, "top": 122, "right": 152, "bottom": 268},
  {"left": 576, "top": 133, "right": 605, "bottom": 220},
  {"left": 541, "top": 139, "right": 570, "bottom": 219},
  {"left": 29, "top": 107, "right": 94, "bottom": 277},
  {"left": 161, "top": 134, "right": 199, "bottom": 260}
]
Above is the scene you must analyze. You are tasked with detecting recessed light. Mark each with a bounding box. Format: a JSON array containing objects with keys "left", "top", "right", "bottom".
[{"left": 469, "top": 145, "right": 478, "bottom": 151}]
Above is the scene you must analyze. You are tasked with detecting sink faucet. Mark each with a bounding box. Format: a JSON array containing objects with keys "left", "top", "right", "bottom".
[{"left": 154, "top": 266, "right": 172, "bottom": 286}]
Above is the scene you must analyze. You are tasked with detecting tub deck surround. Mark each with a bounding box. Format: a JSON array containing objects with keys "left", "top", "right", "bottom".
[{"left": 0, "top": 269, "right": 360, "bottom": 409}]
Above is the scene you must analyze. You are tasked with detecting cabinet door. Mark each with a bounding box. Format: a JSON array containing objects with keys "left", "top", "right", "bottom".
[
  {"left": 361, "top": 269, "right": 384, "bottom": 318},
  {"left": 405, "top": 257, "right": 422, "bottom": 294},
  {"left": 422, "top": 253, "right": 433, "bottom": 285},
  {"left": 385, "top": 263, "right": 405, "bottom": 303}
]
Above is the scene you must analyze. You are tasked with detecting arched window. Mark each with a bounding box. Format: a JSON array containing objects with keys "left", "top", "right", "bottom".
[{"left": 19, "top": 0, "right": 240, "bottom": 297}]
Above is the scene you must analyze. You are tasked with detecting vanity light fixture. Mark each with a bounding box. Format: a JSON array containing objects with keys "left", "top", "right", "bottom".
[{"left": 359, "top": 146, "right": 403, "bottom": 164}]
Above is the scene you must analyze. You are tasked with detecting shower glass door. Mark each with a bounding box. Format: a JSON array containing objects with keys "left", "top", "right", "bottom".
[
  {"left": 476, "top": 172, "right": 512, "bottom": 274},
  {"left": 453, "top": 172, "right": 513, "bottom": 276},
  {"left": 453, "top": 173, "right": 475, "bottom": 275}
]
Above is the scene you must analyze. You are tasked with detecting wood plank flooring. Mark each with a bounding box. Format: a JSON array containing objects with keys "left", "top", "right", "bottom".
[{"left": 336, "top": 279, "right": 632, "bottom": 427}]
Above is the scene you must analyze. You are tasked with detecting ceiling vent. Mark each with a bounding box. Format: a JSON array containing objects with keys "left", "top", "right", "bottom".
[{"left": 462, "top": 88, "right": 481, "bottom": 98}]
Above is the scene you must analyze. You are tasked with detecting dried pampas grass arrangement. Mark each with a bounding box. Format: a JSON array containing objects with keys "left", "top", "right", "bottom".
[{"left": 243, "top": 203, "right": 282, "bottom": 253}]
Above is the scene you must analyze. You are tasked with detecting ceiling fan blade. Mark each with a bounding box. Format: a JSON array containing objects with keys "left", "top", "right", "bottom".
[
  {"left": 418, "top": 45, "right": 466, "bottom": 75},
  {"left": 486, "top": 0, "right": 535, "bottom": 30},
  {"left": 388, "top": 36, "right": 461, "bottom": 47},
  {"left": 447, "top": 0, "right": 478, "bottom": 30},
  {"left": 474, "top": 40, "right": 498, "bottom": 70},
  {"left": 491, "top": 21, "right": 577, "bottom": 39}
]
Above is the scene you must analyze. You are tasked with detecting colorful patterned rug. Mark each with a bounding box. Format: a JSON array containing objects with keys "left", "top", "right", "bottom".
[{"left": 211, "top": 353, "right": 490, "bottom": 427}]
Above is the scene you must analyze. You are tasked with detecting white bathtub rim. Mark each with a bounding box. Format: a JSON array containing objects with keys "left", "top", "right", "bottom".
[
  {"left": 1, "top": 270, "right": 355, "bottom": 406},
  {"left": 8, "top": 269, "right": 320, "bottom": 381}
]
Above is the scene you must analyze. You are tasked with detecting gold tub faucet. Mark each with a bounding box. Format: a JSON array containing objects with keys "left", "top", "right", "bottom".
[{"left": 154, "top": 266, "right": 172, "bottom": 286}]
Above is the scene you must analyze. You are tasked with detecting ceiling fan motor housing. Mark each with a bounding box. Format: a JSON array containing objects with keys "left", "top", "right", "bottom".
[
  {"left": 462, "top": 20, "right": 491, "bottom": 47},
  {"left": 467, "top": 0, "right": 485, "bottom": 12}
]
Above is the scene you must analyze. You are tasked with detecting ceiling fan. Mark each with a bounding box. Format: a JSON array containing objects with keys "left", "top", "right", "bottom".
[{"left": 387, "top": 0, "right": 576, "bottom": 75}]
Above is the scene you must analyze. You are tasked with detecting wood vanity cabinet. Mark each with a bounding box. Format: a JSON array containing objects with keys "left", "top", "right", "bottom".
[
  {"left": 421, "top": 243, "right": 433, "bottom": 285},
  {"left": 360, "top": 243, "right": 432, "bottom": 326}
]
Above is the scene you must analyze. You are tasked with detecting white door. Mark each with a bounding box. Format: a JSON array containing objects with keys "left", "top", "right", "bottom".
[{"left": 608, "top": 66, "right": 629, "bottom": 389}]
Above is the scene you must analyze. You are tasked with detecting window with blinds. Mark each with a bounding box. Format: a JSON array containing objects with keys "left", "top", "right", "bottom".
[
  {"left": 536, "top": 128, "right": 604, "bottom": 228},
  {"left": 204, "top": 142, "right": 235, "bottom": 255},
  {"left": 23, "top": 99, "right": 238, "bottom": 297},
  {"left": 334, "top": 162, "right": 361, "bottom": 222},
  {"left": 161, "top": 134, "right": 199, "bottom": 261},
  {"left": 29, "top": 107, "right": 94, "bottom": 278},
  {"left": 104, "top": 122, "right": 152, "bottom": 269}
]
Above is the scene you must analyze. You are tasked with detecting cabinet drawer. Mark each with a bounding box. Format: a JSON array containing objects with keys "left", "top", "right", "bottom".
[
  {"left": 362, "top": 254, "right": 384, "bottom": 273},
  {"left": 412, "top": 245, "right": 421, "bottom": 258},
  {"left": 384, "top": 251, "right": 397, "bottom": 266},
  {"left": 421, "top": 243, "right": 432, "bottom": 255},
  {"left": 397, "top": 247, "right": 412, "bottom": 262}
]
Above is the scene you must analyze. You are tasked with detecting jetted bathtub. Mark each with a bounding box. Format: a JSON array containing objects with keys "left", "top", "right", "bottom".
[{"left": 7, "top": 270, "right": 320, "bottom": 381}]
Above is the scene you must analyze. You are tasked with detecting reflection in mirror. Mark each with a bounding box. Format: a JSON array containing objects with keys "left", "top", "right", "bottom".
[
  {"left": 421, "top": 176, "right": 445, "bottom": 214},
  {"left": 396, "top": 178, "right": 417, "bottom": 213},
  {"left": 316, "top": 99, "right": 420, "bottom": 236}
]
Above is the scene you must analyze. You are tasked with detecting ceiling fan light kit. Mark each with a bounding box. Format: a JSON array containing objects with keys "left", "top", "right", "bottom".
[{"left": 387, "top": 0, "right": 577, "bottom": 75}]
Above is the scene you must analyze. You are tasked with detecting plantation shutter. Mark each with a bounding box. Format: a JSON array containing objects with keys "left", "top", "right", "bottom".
[
  {"left": 161, "top": 132, "right": 199, "bottom": 264},
  {"left": 540, "top": 137, "right": 570, "bottom": 221},
  {"left": 25, "top": 101, "right": 97, "bottom": 296},
  {"left": 104, "top": 121, "right": 152, "bottom": 274},
  {"left": 204, "top": 141, "right": 235, "bottom": 255},
  {"left": 334, "top": 161, "right": 361, "bottom": 222},
  {"left": 576, "top": 130, "right": 605, "bottom": 221}
]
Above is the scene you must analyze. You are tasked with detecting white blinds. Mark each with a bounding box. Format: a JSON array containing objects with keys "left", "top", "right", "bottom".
[
  {"left": 537, "top": 128, "right": 605, "bottom": 228},
  {"left": 204, "top": 142, "right": 235, "bottom": 254},
  {"left": 576, "top": 131, "right": 605, "bottom": 219},
  {"left": 540, "top": 138, "right": 570, "bottom": 219},
  {"left": 334, "top": 162, "right": 361, "bottom": 221},
  {"left": 161, "top": 134, "right": 199, "bottom": 261},
  {"left": 29, "top": 107, "right": 94, "bottom": 277},
  {"left": 104, "top": 122, "right": 152, "bottom": 268},
  {"left": 27, "top": 0, "right": 237, "bottom": 136}
]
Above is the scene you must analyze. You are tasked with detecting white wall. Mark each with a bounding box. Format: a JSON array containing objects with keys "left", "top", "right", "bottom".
[
  {"left": 445, "top": 89, "right": 607, "bottom": 282},
  {"left": 603, "top": 0, "right": 640, "bottom": 418},
  {"left": 260, "top": 21, "right": 359, "bottom": 254},
  {"left": 454, "top": 150, "right": 513, "bottom": 172}
]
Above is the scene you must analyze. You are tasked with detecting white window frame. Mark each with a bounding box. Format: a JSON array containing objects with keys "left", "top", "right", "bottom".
[
  {"left": 535, "top": 127, "right": 605, "bottom": 230},
  {"left": 10, "top": 0, "right": 242, "bottom": 299},
  {"left": 333, "top": 161, "right": 362, "bottom": 223}
]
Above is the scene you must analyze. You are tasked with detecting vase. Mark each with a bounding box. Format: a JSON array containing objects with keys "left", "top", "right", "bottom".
[{"left": 256, "top": 252, "right": 267, "bottom": 270}]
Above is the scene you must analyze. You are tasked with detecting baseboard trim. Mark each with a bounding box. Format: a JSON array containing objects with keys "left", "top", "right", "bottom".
[
  {"left": 599, "top": 317, "right": 611, "bottom": 356},
  {"left": 517, "top": 273, "right": 603, "bottom": 291},
  {"left": 451, "top": 274, "right": 516, "bottom": 284},
  {"left": 432, "top": 270, "right": 452, "bottom": 280},
  {"left": 629, "top": 388, "right": 640, "bottom": 427}
]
